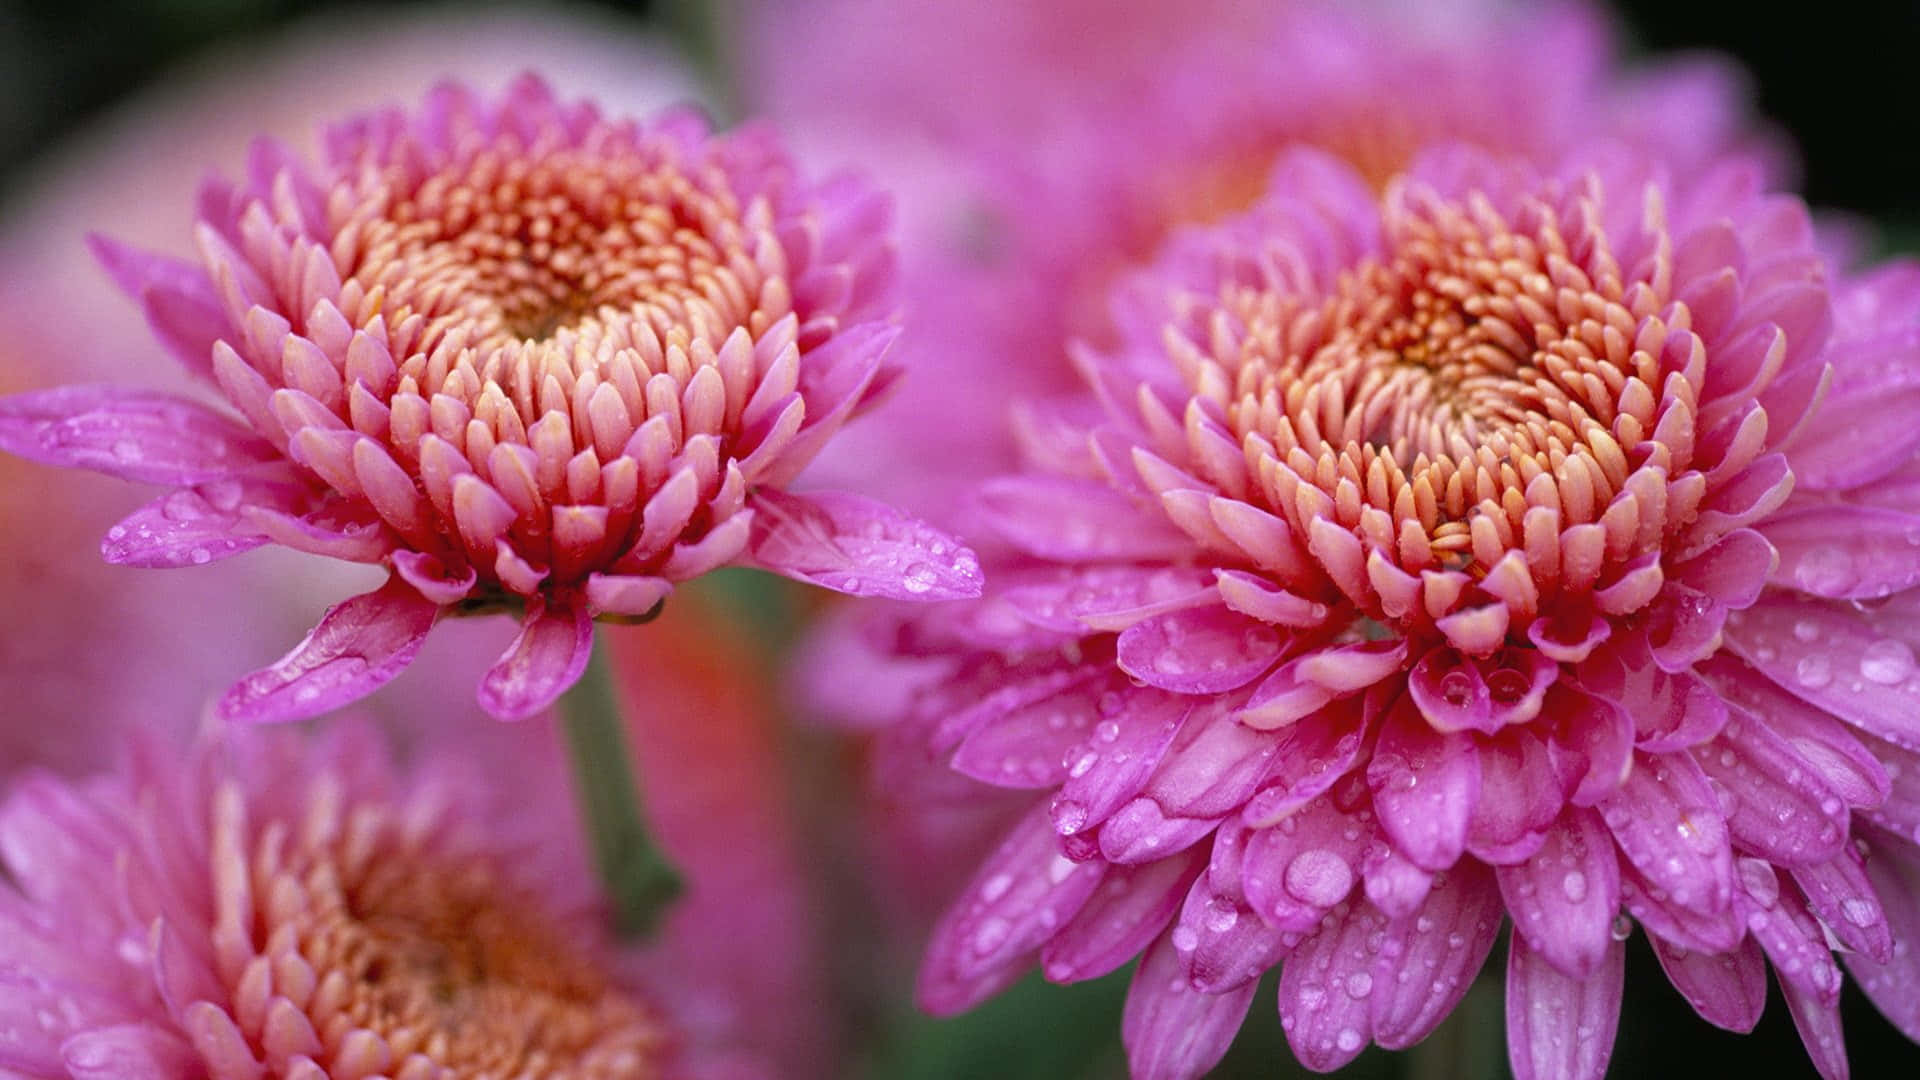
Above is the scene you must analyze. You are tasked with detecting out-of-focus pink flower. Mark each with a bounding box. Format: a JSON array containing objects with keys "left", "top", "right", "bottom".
[
  {"left": 862, "top": 145, "right": 1920, "bottom": 1079},
  {"left": 0, "top": 720, "right": 685, "bottom": 1078},
  {"left": 746, "top": 1, "right": 1781, "bottom": 525},
  {"left": 0, "top": 74, "right": 981, "bottom": 724},
  {"left": 0, "top": 6, "right": 708, "bottom": 780}
]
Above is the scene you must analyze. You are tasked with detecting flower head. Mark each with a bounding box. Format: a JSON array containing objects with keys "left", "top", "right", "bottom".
[
  {"left": 0, "top": 722, "right": 683, "bottom": 1078},
  {"left": 0, "top": 74, "right": 980, "bottom": 722},
  {"left": 875, "top": 146, "right": 1920, "bottom": 1078}
]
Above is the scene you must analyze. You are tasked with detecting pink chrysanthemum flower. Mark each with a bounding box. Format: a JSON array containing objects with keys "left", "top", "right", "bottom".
[
  {"left": 0, "top": 74, "right": 980, "bottom": 722},
  {"left": 872, "top": 146, "right": 1920, "bottom": 1078},
  {"left": 0, "top": 723, "right": 689, "bottom": 1078}
]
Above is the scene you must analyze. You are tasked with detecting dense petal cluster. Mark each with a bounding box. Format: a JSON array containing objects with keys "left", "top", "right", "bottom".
[
  {"left": 0, "top": 724, "right": 679, "bottom": 1079},
  {"left": 869, "top": 146, "right": 1920, "bottom": 1078},
  {"left": 0, "top": 74, "right": 980, "bottom": 722},
  {"left": 772, "top": 0, "right": 1778, "bottom": 524}
]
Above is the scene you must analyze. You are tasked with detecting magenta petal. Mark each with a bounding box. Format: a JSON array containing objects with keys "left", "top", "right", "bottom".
[
  {"left": 1116, "top": 604, "right": 1284, "bottom": 694},
  {"left": 1122, "top": 931, "right": 1256, "bottom": 1080},
  {"left": 1694, "top": 709, "right": 1847, "bottom": 866},
  {"left": 476, "top": 597, "right": 593, "bottom": 721},
  {"left": 918, "top": 805, "right": 1106, "bottom": 1015},
  {"left": 101, "top": 483, "right": 283, "bottom": 568},
  {"left": 1242, "top": 797, "right": 1364, "bottom": 932},
  {"left": 1466, "top": 728, "right": 1561, "bottom": 864},
  {"left": 1051, "top": 690, "right": 1190, "bottom": 838},
  {"left": 1367, "top": 696, "right": 1480, "bottom": 871},
  {"left": 1844, "top": 827, "right": 1920, "bottom": 1042},
  {"left": 218, "top": 577, "right": 439, "bottom": 723},
  {"left": 389, "top": 550, "right": 477, "bottom": 606},
  {"left": 1792, "top": 846, "right": 1891, "bottom": 962},
  {"left": 1780, "top": 964, "right": 1851, "bottom": 1080},
  {"left": 1788, "top": 334, "right": 1920, "bottom": 490},
  {"left": 1499, "top": 809, "right": 1621, "bottom": 979},
  {"left": 1599, "top": 752, "right": 1732, "bottom": 914},
  {"left": 1098, "top": 800, "right": 1220, "bottom": 864},
  {"left": 747, "top": 488, "right": 983, "bottom": 600},
  {"left": 1505, "top": 931, "right": 1625, "bottom": 1080},
  {"left": 0, "top": 385, "right": 275, "bottom": 484},
  {"left": 1723, "top": 592, "right": 1920, "bottom": 750},
  {"left": 1042, "top": 848, "right": 1204, "bottom": 984},
  {"left": 1651, "top": 935, "right": 1768, "bottom": 1033},
  {"left": 1242, "top": 696, "right": 1372, "bottom": 827},
  {"left": 1278, "top": 899, "right": 1382, "bottom": 1071},
  {"left": 1369, "top": 861, "right": 1502, "bottom": 1049},
  {"left": 951, "top": 673, "right": 1106, "bottom": 790},
  {"left": 1763, "top": 502, "right": 1920, "bottom": 599},
  {"left": 1543, "top": 685, "right": 1634, "bottom": 806},
  {"left": 1146, "top": 699, "right": 1287, "bottom": 819},
  {"left": 1177, "top": 827, "right": 1290, "bottom": 993},
  {"left": 1698, "top": 654, "right": 1892, "bottom": 807},
  {"left": 761, "top": 323, "right": 896, "bottom": 485}
]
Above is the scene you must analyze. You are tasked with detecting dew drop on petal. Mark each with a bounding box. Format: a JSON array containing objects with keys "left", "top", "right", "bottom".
[
  {"left": 1795, "top": 654, "right": 1832, "bottom": 689},
  {"left": 1283, "top": 849, "right": 1355, "bottom": 908},
  {"left": 1561, "top": 870, "right": 1588, "bottom": 903},
  {"left": 1859, "top": 639, "right": 1916, "bottom": 685}
]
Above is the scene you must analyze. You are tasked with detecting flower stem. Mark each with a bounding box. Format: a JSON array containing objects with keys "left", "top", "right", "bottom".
[{"left": 560, "top": 639, "right": 684, "bottom": 939}]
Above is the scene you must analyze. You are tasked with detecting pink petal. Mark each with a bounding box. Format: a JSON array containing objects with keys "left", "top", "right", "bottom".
[
  {"left": 1843, "top": 826, "right": 1920, "bottom": 1042},
  {"left": 1466, "top": 728, "right": 1562, "bottom": 864},
  {"left": 761, "top": 323, "right": 896, "bottom": 486},
  {"left": 1408, "top": 646, "right": 1559, "bottom": 735},
  {"left": 1144, "top": 699, "right": 1286, "bottom": 819},
  {"left": 747, "top": 488, "right": 983, "bottom": 600},
  {"left": 1051, "top": 690, "right": 1190, "bottom": 839},
  {"left": 1002, "top": 565, "right": 1217, "bottom": 634},
  {"left": 1598, "top": 752, "right": 1732, "bottom": 915},
  {"left": 1278, "top": 899, "right": 1383, "bottom": 1071},
  {"left": 1651, "top": 935, "right": 1768, "bottom": 1033},
  {"left": 1505, "top": 931, "right": 1625, "bottom": 1080},
  {"left": 62, "top": 1024, "right": 198, "bottom": 1080},
  {"left": 1792, "top": 847, "right": 1891, "bottom": 962},
  {"left": 584, "top": 573, "right": 673, "bottom": 618},
  {"left": 1499, "top": 809, "right": 1621, "bottom": 979},
  {"left": 1698, "top": 654, "right": 1892, "bottom": 808},
  {"left": 476, "top": 596, "right": 593, "bottom": 721},
  {"left": 1369, "top": 861, "right": 1502, "bottom": 1049},
  {"left": 1694, "top": 708, "right": 1848, "bottom": 866},
  {"left": 1575, "top": 633, "right": 1729, "bottom": 751},
  {"left": 0, "top": 385, "right": 275, "bottom": 484},
  {"left": 1098, "top": 800, "right": 1220, "bottom": 864},
  {"left": 1780, "top": 978, "right": 1850, "bottom": 1080},
  {"left": 1116, "top": 604, "right": 1284, "bottom": 694},
  {"left": 1763, "top": 502, "right": 1920, "bottom": 599},
  {"left": 218, "top": 576, "right": 439, "bottom": 723},
  {"left": 1241, "top": 696, "right": 1373, "bottom": 827},
  {"left": 1788, "top": 332, "right": 1920, "bottom": 490},
  {"left": 1723, "top": 591, "right": 1920, "bottom": 750},
  {"left": 389, "top": 550, "right": 477, "bottom": 606},
  {"left": 1122, "top": 931, "right": 1256, "bottom": 1080},
  {"left": 101, "top": 482, "right": 291, "bottom": 568},
  {"left": 1367, "top": 695, "right": 1480, "bottom": 871},
  {"left": 950, "top": 671, "right": 1108, "bottom": 790},
  {"left": 918, "top": 804, "right": 1106, "bottom": 1015},
  {"left": 1042, "top": 848, "right": 1204, "bottom": 984},
  {"left": 1241, "top": 796, "right": 1365, "bottom": 933}
]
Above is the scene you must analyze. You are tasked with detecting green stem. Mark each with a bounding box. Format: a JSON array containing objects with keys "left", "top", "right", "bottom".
[{"left": 561, "top": 640, "right": 685, "bottom": 939}]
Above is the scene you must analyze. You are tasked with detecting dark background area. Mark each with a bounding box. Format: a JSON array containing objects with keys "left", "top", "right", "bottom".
[{"left": 0, "top": 1, "right": 1914, "bottom": 1077}]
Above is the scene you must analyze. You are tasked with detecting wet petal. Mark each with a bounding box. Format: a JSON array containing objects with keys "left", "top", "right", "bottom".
[
  {"left": 1369, "top": 861, "right": 1502, "bottom": 1049},
  {"left": 1367, "top": 696, "right": 1480, "bottom": 871},
  {"left": 1278, "top": 900, "right": 1383, "bottom": 1071},
  {"left": 476, "top": 596, "right": 593, "bottom": 721},
  {"left": 1505, "top": 931, "right": 1625, "bottom": 1080},
  {"left": 1122, "top": 931, "right": 1256, "bottom": 1080},
  {"left": 0, "top": 386, "right": 275, "bottom": 484},
  {"left": 747, "top": 488, "right": 983, "bottom": 600},
  {"left": 1498, "top": 808, "right": 1621, "bottom": 979},
  {"left": 218, "top": 577, "right": 439, "bottom": 723},
  {"left": 1598, "top": 752, "right": 1732, "bottom": 915},
  {"left": 1116, "top": 604, "right": 1284, "bottom": 694},
  {"left": 1651, "top": 935, "right": 1768, "bottom": 1033}
]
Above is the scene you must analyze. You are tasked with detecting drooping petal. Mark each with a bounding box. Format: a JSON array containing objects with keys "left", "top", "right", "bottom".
[
  {"left": 1651, "top": 935, "right": 1768, "bottom": 1033},
  {"left": 1278, "top": 899, "right": 1383, "bottom": 1071},
  {"left": 1597, "top": 751, "right": 1732, "bottom": 915},
  {"left": 747, "top": 488, "right": 983, "bottom": 600},
  {"left": 476, "top": 596, "right": 593, "bottom": 721},
  {"left": 1843, "top": 828, "right": 1920, "bottom": 1042},
  {"left": 100, "top": 480, "right": 301, "bottom": 568},
  {"left": 218, "top": 577, "right": 439, "bottom": 723},
  {"left": 1505, "top": 931, "right": 1625, "bottom": 1080},
  {"left": 1498, "top": 808, "right": 1621, "bottom": 979},
  {"left": 1369, "top": 861, "right": 1502, "bottom": 1050},
  {"left": 1367, "top": 695, "right": 1480, "bottom": 871},
  {"left": 1042, "top": 848, "right": 1204, "bottom": 985},
  {"left": 1122, "top": 931, "right": 1256, "bottom": 1080}
]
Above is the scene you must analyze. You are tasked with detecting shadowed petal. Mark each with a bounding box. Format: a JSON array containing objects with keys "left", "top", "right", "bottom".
[
  {"left": 1651, "top": 935, "right": 1768, "bottom": 1033},
  {"left": 218, "top": 577, "right": 439, "bottom": 722}
]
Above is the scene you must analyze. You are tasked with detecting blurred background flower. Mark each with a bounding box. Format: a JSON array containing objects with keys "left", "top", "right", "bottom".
[{"left": 1, "top": 1, "right": 1917, "bottom": 1079}]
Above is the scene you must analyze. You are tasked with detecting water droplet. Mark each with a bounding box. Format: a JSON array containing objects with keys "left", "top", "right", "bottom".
[
  {"left": 1794, "top": 546, "right": 1856, "bottom": 595},
  {"left": 1860, "top": 639, "right": 1916, "bottom": 685},
  {"left": 1284, "top": 849, "right": 1355, "bottom": 908},
  {"left": 980, "top": 873, "right": 1012, "bottom": 903},
  {"left": 1047, "top": 855, "right": 1076, "bottom": 884},
  {"left": 189, "top": 546, "right": 212, "bottom": 565},
  {"left": 1067, "top": 750, "right": 1099, "bottom": 778},
  {"left": 1610, "top": 913, "right": 1634, "bottom": 941},
  {"left": 1795, "top": 654, "right": 1832, "bottom": 689},
  {"left": 972, "top": 916, "right": 1010, "bottom": 955},
  {"left": 1842, "top": 897, "right": 1879, "bottom": 928},
  {"left": 1561, "top": 870, "right": 1588, "bottom": 903},
  {"left": 1204, "top": 898, "right": 1240, "bottom": 933},
  {"left": 1171, "top": 926, "right": 1199, "bottom": 952},
  {"left": 1344, "top": 972, "right": 1373, "bottom": 999},
  {"left": 1336, "top": 1027, "right": 1363, "bottom": 1052},
  {"left": 1095, "top": 720, "right": 1121, "bottom": 743},
  {"left": 1793, "top": 619, "right": 1821, "bottom": 643},
  {"left": 1051, "top": 799, "right": 1089, "bottom": 835},
  {"left": 901, "top": 564, "right": 937, "bottom": 594},
  {"left": 110, "top": 439, "right": 142, "bottom": 462}
]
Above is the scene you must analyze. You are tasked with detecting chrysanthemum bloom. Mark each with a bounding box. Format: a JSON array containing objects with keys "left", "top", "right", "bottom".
[
  {"left": 0, "top": 721, "right": 696, "bottom": 1078},
  {"left": 872, "top": 145, "right": 1920, "bottom": 1079},
  {"left": 750, "top": 0, "right": 1781, "bottom": 525},
  {"left": 0, "top": 74, "right": 980, "bottom": 722}
]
